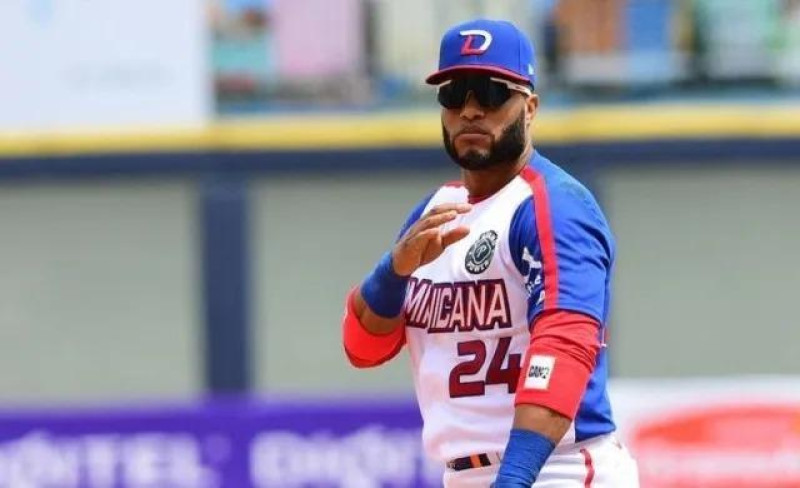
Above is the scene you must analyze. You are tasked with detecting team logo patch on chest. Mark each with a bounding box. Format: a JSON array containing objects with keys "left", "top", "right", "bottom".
[{"left": 465, "top": 230, "right": 498, "bottom": 275}]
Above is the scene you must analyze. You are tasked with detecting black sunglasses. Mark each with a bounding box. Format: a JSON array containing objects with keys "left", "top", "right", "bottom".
[{"left": 437, "top": 76, "right": 532, "bottom": 110}]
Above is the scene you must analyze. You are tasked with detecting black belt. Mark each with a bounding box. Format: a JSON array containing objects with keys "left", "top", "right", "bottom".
[{"left": 446, "top": 453, "right": 494, "bottom": 471}]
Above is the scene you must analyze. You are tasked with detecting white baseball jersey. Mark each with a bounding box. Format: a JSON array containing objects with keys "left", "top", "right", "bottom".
[{"left": 398, "top": 152, "right": 617, "bottom": 465}]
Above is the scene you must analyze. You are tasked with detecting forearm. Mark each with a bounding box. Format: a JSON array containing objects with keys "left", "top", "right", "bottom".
[
  {"left": 490, "top": 405, "right": 569, "bottom": 488},
  {"left": 512, "top": 403, "right": 571, "bottom": 445},
  {"left": 351, "top": 286, "right": 404, "bottom": 335},
  {"left": 342, "top": 252, "right": 409, "bottom": 368},
  {"left": 491, "top": 398, "right": 573, "bottom": 488}
]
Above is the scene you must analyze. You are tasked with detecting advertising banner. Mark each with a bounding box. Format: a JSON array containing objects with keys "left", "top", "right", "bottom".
[
  {"left": 611, "top": 377, "right": 800, "bottom": 488},
  {"left": 0, "top": 0, "right": 209, "bottom": 131},
  {"left": 0, "top": 398, "right": 441, "bottom": 488},
  {"left": 2, "top": 378, "right": 799, "bottom": 487}
]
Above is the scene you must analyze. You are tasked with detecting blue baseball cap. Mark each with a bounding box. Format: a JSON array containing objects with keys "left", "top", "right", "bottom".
[{"left": 425, "top": 19, "right": 536, "bottom": 86}]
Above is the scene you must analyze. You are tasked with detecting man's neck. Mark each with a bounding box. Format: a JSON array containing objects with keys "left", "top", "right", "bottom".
[{"left": 462, "top": 144, "right": 533, "bottom": 201}]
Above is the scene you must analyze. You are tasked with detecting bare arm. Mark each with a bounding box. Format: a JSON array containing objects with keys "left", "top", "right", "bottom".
[
  {"left": 350, "top": 288, "right": 404, "bottom": 335},
  {"left": 512, "top": 404, "right": 571, "bottom": 444},
  {"left": 491, "top": 406, "right": 571, "bottom": 488}
]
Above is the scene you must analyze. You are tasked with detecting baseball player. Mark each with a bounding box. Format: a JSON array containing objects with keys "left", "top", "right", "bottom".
[{"left": 342, "top": 19, "right": 639, "bottom": 487}]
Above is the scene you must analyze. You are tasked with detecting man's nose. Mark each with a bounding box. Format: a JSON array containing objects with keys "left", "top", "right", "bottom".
[{"left": 459, "top": 92, "right": 485, "bottom": 121}]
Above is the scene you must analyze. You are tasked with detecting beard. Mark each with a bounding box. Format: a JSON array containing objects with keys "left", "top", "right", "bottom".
[{"left": 442, "top": 109, "right": 527, "bottom": 171}]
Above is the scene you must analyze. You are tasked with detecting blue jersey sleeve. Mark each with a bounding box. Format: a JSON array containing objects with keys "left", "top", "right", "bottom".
[
  {"left": 509, "top": 179, "right": 615, "bottom": 325},
  {"left": 396, "top": 192, "right": 435, "bottom": 242}
]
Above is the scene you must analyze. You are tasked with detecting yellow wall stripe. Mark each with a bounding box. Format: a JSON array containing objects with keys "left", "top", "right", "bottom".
[{"left": 0, "top": 104, "right": 798, "bottom": 157}]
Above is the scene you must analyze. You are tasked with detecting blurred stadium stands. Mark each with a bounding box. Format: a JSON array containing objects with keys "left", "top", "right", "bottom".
[
  {"left": 211, "top": 0, "right": 800, "bottom": 110},
  {"left": 0, "top": 1, "right": 799, "bottom": 487}
]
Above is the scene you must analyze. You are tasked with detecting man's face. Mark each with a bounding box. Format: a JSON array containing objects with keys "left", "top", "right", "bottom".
[{"left": 440, "top": 75, "right": 538, "bottom": 171}]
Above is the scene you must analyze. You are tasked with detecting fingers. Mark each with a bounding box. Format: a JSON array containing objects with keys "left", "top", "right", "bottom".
[
  {"left": 407, "top": 203, "right": 473, "bottom": 235},
  {"left": 440, "top": 226, "right": 471, "bottom": 248},
  {"left": 393, "top": 201, "right": 473, "bottom": 276},
  {"left": 410, "top": 225, "right": 470, "bottom": 251},
  {"left": 409, "top": 227, "right": 443, "bottom": 244},
  {"left": 414, "top": 210, "right": 459, "bottom": 233}
]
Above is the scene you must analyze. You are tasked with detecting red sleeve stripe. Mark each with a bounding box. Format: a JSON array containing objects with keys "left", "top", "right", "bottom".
[{"left": 520, "top": 166, "right": 559, "bottom": 309}]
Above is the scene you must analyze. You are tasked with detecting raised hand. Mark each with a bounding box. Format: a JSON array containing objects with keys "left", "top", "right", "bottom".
[{"left": 392, "top": 203, "right": 472, "bottom": 276}]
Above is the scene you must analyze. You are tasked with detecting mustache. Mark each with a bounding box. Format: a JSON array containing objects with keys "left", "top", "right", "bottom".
[{"left": 455, "top": 126, "right": 491, "bottom": 137}]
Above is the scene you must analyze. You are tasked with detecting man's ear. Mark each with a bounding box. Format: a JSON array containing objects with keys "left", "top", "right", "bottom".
[{"left": 525, "top": 94, "right": 540, "bottom": 126}]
